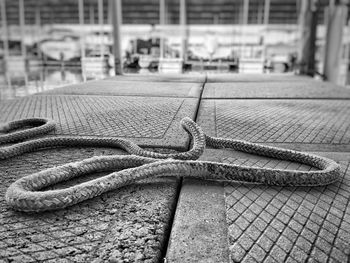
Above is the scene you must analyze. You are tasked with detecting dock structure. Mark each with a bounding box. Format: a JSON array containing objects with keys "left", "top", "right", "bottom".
[{"left": 0, "top": 74, "right": 350, "bottom": 262}]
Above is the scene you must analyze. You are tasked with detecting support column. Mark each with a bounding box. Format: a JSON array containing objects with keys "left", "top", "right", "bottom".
[
  {"left": 79, "top": 0, "right": 86, "bottom": 80},
  {"left": 98, "top": 0, "right": 104, "bottom": 59},
  {"left": 323, "top": 0, "right": 348, "bottom": 83},
  {"left": 241, "top": 0, "right": 249, "bottom": 61},
  {"left": 242, "top": 0, "right": 249, "bottom": 25},
  {"left": 263, "top": 0, "right": 270, "bottom": 26},
  {"left": 298, "top": 0, "right": 319, "bottom": 76},
  {"left": 78, "top": 0, "right": 86, "bottom": 62},
  {"left": 159, "top": 0, "right": 165, "bottom": 59},
  {"left": 19, "top": 0, "right": 26, "bottom": 59},
  {"left": 262, "top": 0, "right": 270, "bottom": 63},
  {"left": 35, "top": 4, "right": 42, "bottom": 58},
  {"left": 0, "top": 0, "right": 9, "bottom": 60},
  {"left": 180, "top": 0, "right": 187, "bottom": 61},
  {"left": 110, "top": 0, "right": 123, "bottom": 74}
]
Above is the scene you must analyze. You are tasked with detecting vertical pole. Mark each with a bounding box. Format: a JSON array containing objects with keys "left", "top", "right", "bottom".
[
  {"left": 263, "top": 0, "right": 270, "bottom": 25},
  {"left": 0, "top": 0, "right": 9, "bottom": 60},
  {"left": 180, "top": 0, "right": 187, "bottom": 61},
  {"left": 323, "top": 0, "right": 348, "bottom": 83},
  {"left": 79, "top": 0, "right": 85, "bottom": 59},
  {"left": 241, "top": 0, "right": 249, "bottom": 60},
  {"left": 35, "top": 5, "right": 42, "bottom": 58},
  {"left": 79, "top": 0, "right": 86, "bottom": 78},
  {"left": 110, "top": 0, "right": 122, "bottom": 74},
  {"left": 98, "top": 0, "right": 104, "bottom": 60},
  {"left": 19, "top": 0, "right": 26, "bottom": 59},
  {"left": 263, "top": 0, "right": 270, "bottom": 65},
  {"left": 160, "top": 0, "right": 165, "bottom": 59},
  {"left": 298, "top": 0, "right": 319, "bottom": 76},
  {"left": 242, "top": 0, "right": 249, "bottom": 26}
]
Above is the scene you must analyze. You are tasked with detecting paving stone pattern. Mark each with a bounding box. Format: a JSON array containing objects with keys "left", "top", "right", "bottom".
[
  {"left": 42, "top": 80, "right": 203, "bottom": 98},
  {"left": 2, "top": 74, "right": 350, "bottom": 263},
  {"left": 0, "top": 148, "right": 178, "bottom": 263},
  {"left": 202, "top": 81, "right": 350, "bottom": 99},
  {"left": 0, "top": 95, "right": 199, "bottom": 148},
  {"left": 224, "top": 158, "right": 350, "bottom": 263},
  {"left": 206, "top": 73, "right": 312, "bottom": 83},
  {"left": 197, "top": 99, "right": 350, "bottom": 144},
  {"left": 172, "top": 75, "right": 350, "bottom": 262},
  {"left": 105, "top": 73, "right": 206, "bottom": 83}
]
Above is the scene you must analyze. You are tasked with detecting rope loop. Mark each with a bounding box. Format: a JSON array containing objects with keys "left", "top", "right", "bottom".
[{"left": 1, "top": 117, "right": 340, "bottom": 212}]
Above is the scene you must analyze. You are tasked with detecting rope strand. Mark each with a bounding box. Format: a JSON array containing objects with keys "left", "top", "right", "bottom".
[{"left": 0, "top": 117, "right": 340, "bottom": 212}]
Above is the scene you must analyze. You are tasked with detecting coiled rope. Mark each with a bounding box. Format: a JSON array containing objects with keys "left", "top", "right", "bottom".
[{"left": 1, "top": 117, "right": 340, "bottom": 212}]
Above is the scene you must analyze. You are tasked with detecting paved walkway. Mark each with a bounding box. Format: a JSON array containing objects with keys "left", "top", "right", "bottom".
[{"left": 0, "top": 73, "right": 349, "bottom": 263}]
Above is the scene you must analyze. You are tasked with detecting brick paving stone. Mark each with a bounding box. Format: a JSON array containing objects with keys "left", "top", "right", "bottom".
[
  {"left": 276, "top": 235, "right": 293, "bottom": 254},
  {"left": 310, "top": 247, "right": 328, "bottom": 263},
  {"left": 269, "top": 245, "right": 288, "bottom": 262},
  {"left": 295, "top": 236, "right": 312, "bottom": 254},
  {"left": 202, "top": 80, "right": 350, "bottom": 99},
  {"left": 250, "top": 244, "right": 267, "bottom": 261},
  {"left": 228, "top": 224, "right": 243, "bottom": 242},
  {"left": 0, "top": 148, "right": 179, "bottom": 262},
  {"left": 330, "top": 247, "right": 349, "bottom": 263},
  {"left": 230, "top": 243, "right": 246, "bottom": 262},
  {"left": 245, "top": 225, "right": 261, "bottom": 241},
  {"left": 238, "top": 233, "right": 255, "bottom": 251},
  {"left": 0, "top": 95, "right": 199, "bottom": 148},
  {"left": 289, "top": 246, "right": 309, "bottom": 262},
  {"left": 257, "top": 234, "right": 274, "bottom": 253},
  {"left": 252, "top": 218, "right": 268, "bottom": 232}
]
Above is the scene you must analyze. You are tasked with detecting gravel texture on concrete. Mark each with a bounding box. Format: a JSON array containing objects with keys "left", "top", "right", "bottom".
[
  {"left": 0, "top": 77, "right": 201, "bottom": 262},
  {"left": 0, "top": 147, "right": 179, "bottom": 263}
]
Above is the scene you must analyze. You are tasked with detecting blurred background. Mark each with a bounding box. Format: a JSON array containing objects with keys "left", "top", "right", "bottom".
[{"left": 0, "top": 0, "right": 349, "bottom": 100}]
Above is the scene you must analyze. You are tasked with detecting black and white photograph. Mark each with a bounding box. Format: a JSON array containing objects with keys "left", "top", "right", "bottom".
[{"left": 0, "top": 0, "right": 349, "bottom": 262}]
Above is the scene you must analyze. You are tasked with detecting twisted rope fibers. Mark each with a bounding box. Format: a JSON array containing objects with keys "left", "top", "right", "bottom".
[{"left": 1, "top": 117, "right": 340, "bottom": 212}]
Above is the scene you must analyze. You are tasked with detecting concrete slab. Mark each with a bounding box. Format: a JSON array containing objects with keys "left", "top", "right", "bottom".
[
  {"left": 166, "top": 149, "right": 350, "bottom": 263},
  {"left": 105, "top": 73, "right": 206, "bottom": 83},
  {"left": 197, "top": 99, "right": 350, "bottom": 151},
  {"left": 0, "top": 95, "right": 199, "bottom": 149},
  {"left": 206, "top": 73, "right": 312, "bottom": 83},
  {"left": 165, "top": 179, "right": 229, "bottom": 263},
  {"left": 41, "top": 80, "right": 203, "bottom": 98},
  {"left": 203, "top": 80, "right": 350, "bottom": 99},
  {"left": 0, "top": 147, "right": 179, "bottom": 262}
]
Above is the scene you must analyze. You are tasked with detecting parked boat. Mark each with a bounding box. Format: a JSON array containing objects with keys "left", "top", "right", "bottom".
[{"left": 40, "top": 36, "right": 80, "bottom": 61}]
